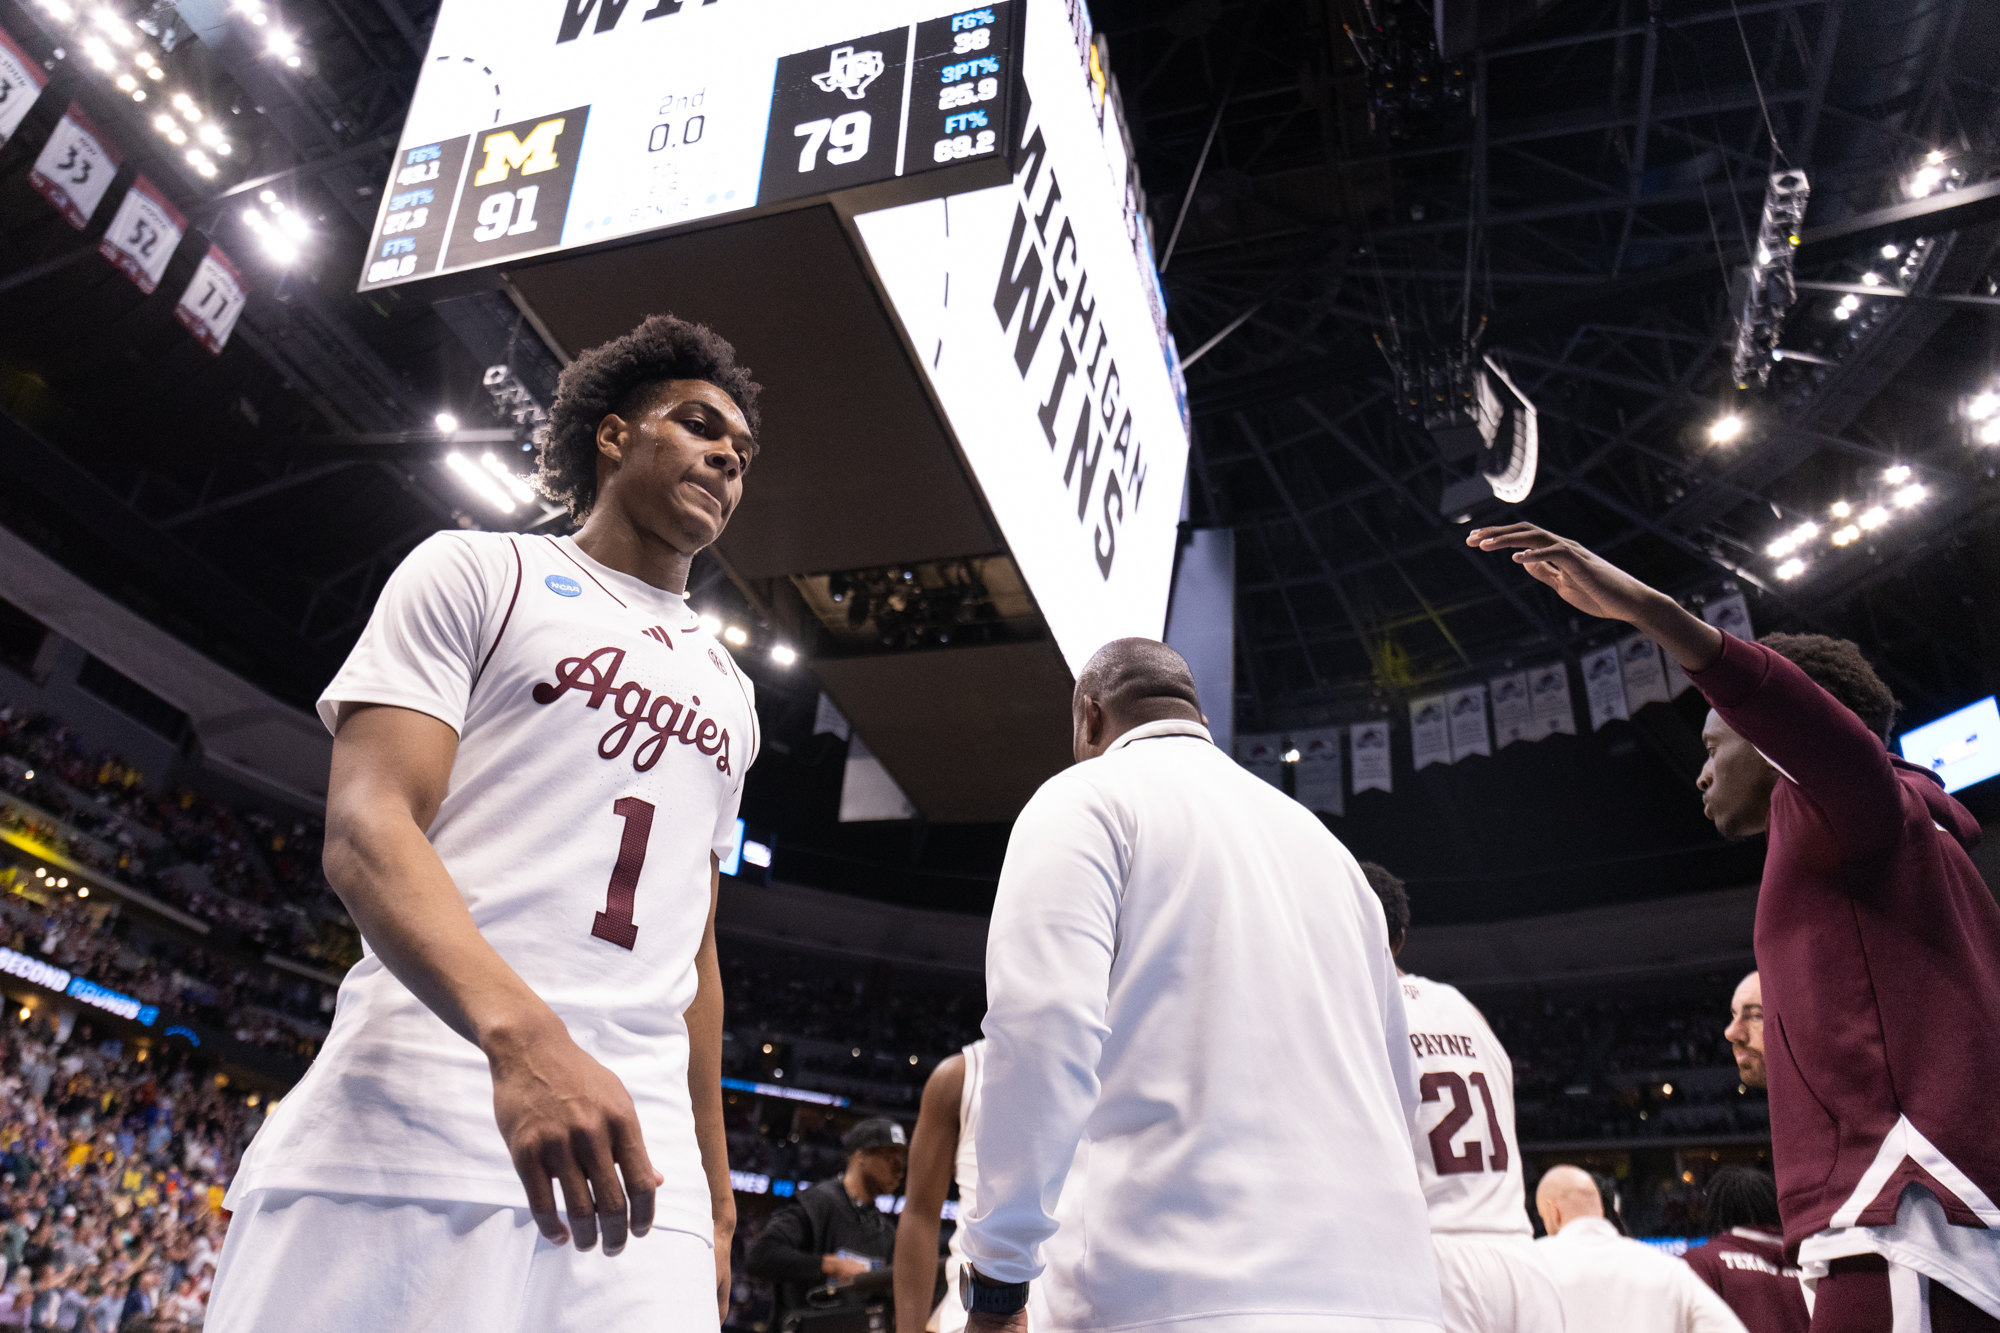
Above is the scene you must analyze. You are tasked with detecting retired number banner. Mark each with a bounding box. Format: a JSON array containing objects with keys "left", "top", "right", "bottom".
[
  {"left": 0, "top": 25, "right": 48, "bottom": 147},
  {"left": 174, "top": 245, "right": 248, "bottom": 355},
  {"left": 30, "top": 102, "right": 120, "bottom": 228},
  {"left": 99, "top": 177, "right": 186, "bottom": 294}
]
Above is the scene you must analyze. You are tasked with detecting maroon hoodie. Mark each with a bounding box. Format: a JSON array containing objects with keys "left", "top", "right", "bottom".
[
  {"left": 1683, "top": 1228, "right": 1809, "bottom": 1333},
  {"left": 1688, "top": 632, "right": 2000, "bottom": 1255}
]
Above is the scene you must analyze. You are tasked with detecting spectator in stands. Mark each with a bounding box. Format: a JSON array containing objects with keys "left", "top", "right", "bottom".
[
  {"left": 1685, "top": 1168, "right": 1806, "bottom": 1333},
  {"left": 1535, "top": 1165, "right": 1745, "bottom": 1332},
  {"left": 1722, "top": 973, "right": 1764, "bottom": 1089},
  {"left": 747, "top": 1118, "right": 908, "bottom": 1330}
]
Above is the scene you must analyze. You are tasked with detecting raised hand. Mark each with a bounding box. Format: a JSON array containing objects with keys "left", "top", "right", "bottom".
[
  {"left": 1467, "top": 523, "right": 1666, "bottom": 623},
  {"left": 488, "top": 1014, "right": 661, "bottom": 1255}
]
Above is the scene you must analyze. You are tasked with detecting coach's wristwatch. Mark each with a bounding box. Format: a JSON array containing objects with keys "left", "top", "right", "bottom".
[{"left": 960, "top": 1266, "right": 1031, "bottom": 1316}]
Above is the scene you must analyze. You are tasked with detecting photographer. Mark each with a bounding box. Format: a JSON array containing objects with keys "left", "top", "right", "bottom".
[{"left": 748, "top": 1119, "right": 908, "bottom": 1330}]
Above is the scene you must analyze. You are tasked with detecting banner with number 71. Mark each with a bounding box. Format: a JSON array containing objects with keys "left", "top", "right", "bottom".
[
  {"left": 99, "top": 176, "right": 186, "bottom": 294},
  {"left": 173, "top": 244, "right": 248, "bottom": 355}
]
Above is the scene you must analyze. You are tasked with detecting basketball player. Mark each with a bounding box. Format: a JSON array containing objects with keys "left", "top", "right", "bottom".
[
  {"left": 1362, "top": 862, "right": 1565, "bottom": 1333},
  {"left": 894, "top": 1041, "right": 993, "bottom": 1333},
  {"left": 1721, "top": 971, "right": 1764, "bottom": 1089},
  {"left": 1475, "top": 523, "right": 2000, "bottom": 1332},
  {"left": 1684, "top": 1167, "right": 1808, "bottom": 1333},
  {"left": 207, "top": 315, "right": 764, "bottom": 1332}
]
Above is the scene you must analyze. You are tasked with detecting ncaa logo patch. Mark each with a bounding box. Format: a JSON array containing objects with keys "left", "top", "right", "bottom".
[
  {"left": 708, "top": 647, "right": 729, "bottom": 675},
  {"left": 545, "top": 574, "right": 582, "bottom": 598}
]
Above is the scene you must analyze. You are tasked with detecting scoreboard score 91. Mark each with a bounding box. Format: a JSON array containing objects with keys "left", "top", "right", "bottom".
[{"left": 359, "top": 1, "right": 1018, "bottom": 292}]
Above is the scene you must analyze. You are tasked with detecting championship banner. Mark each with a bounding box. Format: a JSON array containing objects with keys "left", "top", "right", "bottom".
[
  {"left": 1292, "top": 727, "right": 1343, "bottom": 816},
  {"left": 1701, "top": 591, "right": 1753, "bottom": 642},
  {"left": 1528, "top": 662, "right": 1577, "bottom": 738},
  {"left": 1447, "top": 685, "right": 1491, "bottom": 761},
  {"left": 1490, "top": 671, "right": 1532, "bottom": 747},
  {"left": 173, "top": 245, "right": 248, "bottom": 355},
  {"left": 1618, "top": 634, "right": 1672, "bottom": 710},
  {"left": 1234, "top": 732, "right": 1284, "bottom": 789},
  {"left": 1582, "top": 644, "right": 1629, "bottom": 730},
  {"left": 98, "top": 177, "right": 186, "bottom": 294},
  {"left": 30, "top": 103, "right": 121, "bottom": 229},
  {"left": 1410, "top": 694, "right": 1450, "bottom": 771},
  {"left": 1350, "top": 721, "right": 1392, "bottom": 794},
  {"left": 0, "top": 25, "right": 49, "bottom": 147}
]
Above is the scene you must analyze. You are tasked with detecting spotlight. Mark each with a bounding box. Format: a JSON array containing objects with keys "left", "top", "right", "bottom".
[
  {"left": 1765, "top": 535, "right": 1797, "bottom": 558},
  {"left": 1861, "top": 272, "right": 1882, "bottom": 287},
  {"left": 698, "top": 613, "right": 723, "bottom": 636},
  {"left": 1894, "top": 484, "right": 1925, "bottom": 508},
  {"left": 1981, "top": 418, "right": 2000, "bottom": 446},
  {"left": 1281, "top": 747, "right": 1301, "bottom": 764},
  {"left": 1969, "top": 392, "right": 2000, "bottom": 422},
  {"left": 434, "top": 412, "right": 458, "bottom": 434},
  {"left": 76, "top": 887, "right": 87, "bottom": 898},
  {"left": 1926, "top": 148, "right": 1947, "bottom": 165},
  {"left": 146, "top": 65, "right": 161, "bottom": 79},
  {"left": 1907, "top": 165, "right": 1945, "bottom": 198},
  {"left": 33, "top": 868, "right": 43, "bottom": 878},
  {"left": 770, "top": 645, "right": 798, "bottom": 667},
  {"left": 1881, "top": 244, "right": 1900, "bottom": 259},
  {"left": 115, "top": 73, "right": 136, "bottom": 90},
  {"left": 478, "top": 453, "right": 537, "bottom": 504},
  {"left": 723, "top": 626, "right": 749, "bottom": 646},
  {"left": 1839, "top": 294, "right": 1861, "bottom": 312},
  {"left": 444, "top": 451, "right": 517, "bottom": 513},
  {"left": 1834, "top": 308, "right": 1851, "bottom": 321},
  {"left": 1830, "top": 500, "right": 1851, "bottom": 518},
  {"left": 1883, "top": 464, "right": 1911, "bottom": 484},
  {"left": 258, "top": 188, "right": 276, "bottom": 202},
  {"left": 266, "top": 30, "right": 297, "bottom": 58},
  {"left": 1790, "top": 521, "right": 1818, "bottom": 543},
  {"left": 1775, "top": 558, "right": 1805, "bottom": 580},
  {"left": 1707, "top": 414, "right": 1744, "bottom": 444},
  {"left": 1858, "top": 506, "right": 1888, "bottom": 530},
  {"left": 1831, "top": 525, "right": 1860, "bottom": 546}
]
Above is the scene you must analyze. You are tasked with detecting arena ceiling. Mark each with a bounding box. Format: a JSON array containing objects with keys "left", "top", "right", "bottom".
[{"left": 0, "top": 0, "right": 1996, "bottom": 918}]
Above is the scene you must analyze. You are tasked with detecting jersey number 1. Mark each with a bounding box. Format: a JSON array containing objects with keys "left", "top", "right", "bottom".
[
  {"left": 1421, "top": 1071, "right": 1510, "bottom": 1176},
  {"left": 591, "top": 797, "right": 655, "bottom": 950}
]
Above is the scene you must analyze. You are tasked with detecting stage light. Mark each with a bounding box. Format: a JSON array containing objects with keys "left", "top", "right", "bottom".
[
  {"left": 1980, "top": 418, "right": 2000, "bottom": 446},
  {"left": 33, "top": 868, "right": 43, "bottom": 878},
  {"left": 20, "top": 771, "right": 29, "bottom": 780},
  {"left": 433, "top": 412, "right": 458, "bottom": 433},
  {"left": 266, "top": 30, "right": 297, "bottom": 59},
  {"left": 1926, "top": 148, "right": 1947, "bottom": 165},
  {"left": 478, "top": 452, "right": 536, "bottom": 504},
  {"left": 258, "top": 188, "right": 276, "bottom": 203},
  {"left": 699, "top": 613, "right": 722, "bottom": 636},
  {"left": 1859, "top": 506, "right": 1888, "bottom": 530},
  {"left": 1883, "top": 464, "right": 1911, "bottom": 484},
  {"left": 1908, "top": 166, "right": 1945, "bottom": 198},
  {"left": 1894, "top": 484, "right": 1926, "bottom": 508},
  {"left": 761, "top": 1043, "right": 772, "bottom": 1054},
  {"left": 769, "top": 645, "right": 797, "bottom": 666},
  {"left": 1830, "top": 500, "right": 1851, "bottom": 518},
  {"left": 1775, "top": 558, "right": 1805, "bottom": 580},
  {"left": 1833, "top": 307, "right": 1851, "bottom": 321},
  {"left": 724, "top": 625, "right": 749, "bottom": 646},
  {"left": 16, "top": 1009, "right": 27, "bottom": 1023},
  {"left": 1831, "top": 525, "right": 1860, "bottom": 546},
  {"left": 1790, "top": 521, "right": 1818, "bottom": 543},
  {"left": 37, "top": 0, "right": 74, "bottom": 19},
  {"left": 1766, "top": 535, "right": 1797, "bottom": 558},
  {"left": 146, "top": 65, "right": 161, "bottom": 79},
  {"left": 1861, "top": 272, "right": 1882, "bottom": 287},
  {"left": 134, "top": 50, "right": 153, "bottom": 67},
  {"left": 81, "top": 37, "right": 114, "bottom": 69},
  {"left": 1707, "top": 414, "right": 1744, "bottom": 444},
  {"left": 1839, "top": 294, "right": 1861, "bottom": 312},
  {"left": 55, "top": 878, "right": 66, "bottom": 888},
  {"left": 1662, "top": 1083, "right": 1674, "bottom": 1096},
  {"left": 115, "top": 73, "right": 135, "bottom": 90},
  {"left": 1881, "top": 244, "right": 1900, "bottom": 260},
  {"left": 1969, "top": 392, "right": 2000, "bottom": 422},
  {"left": 445, "top": 452, "right": 517, "bottom": 513},
  {"left": 1281, "top": 747, "right": 1301, "bottom": 763},
  {"left": 76, "top": 887, "right": 87, "bottom": 898}
]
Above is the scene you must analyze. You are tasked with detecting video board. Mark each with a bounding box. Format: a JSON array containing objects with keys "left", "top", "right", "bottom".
[{"left": 359, "top": 1, "right": 1018, "bottom": 289}]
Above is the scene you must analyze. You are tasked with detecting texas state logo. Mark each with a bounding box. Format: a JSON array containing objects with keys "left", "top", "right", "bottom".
[{"left": 545, "top": 574, "right": 582, "bottom": 597}]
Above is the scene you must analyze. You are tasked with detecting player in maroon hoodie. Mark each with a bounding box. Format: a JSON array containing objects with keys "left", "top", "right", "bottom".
[
  {"left": 1685, "top": 1167, "right": 1808, "bottom": 1333},
  {"left": 1472, "top": 523, "right": 2000, "bottom": 1333}
]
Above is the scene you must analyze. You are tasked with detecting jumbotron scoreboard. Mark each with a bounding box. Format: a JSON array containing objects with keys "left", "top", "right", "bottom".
[{"left": 359, "top": 2, "right": 1020, "bottom": 288}]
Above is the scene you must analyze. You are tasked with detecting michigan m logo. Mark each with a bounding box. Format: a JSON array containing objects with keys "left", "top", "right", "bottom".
[{"left": 473, "top": 118, "right": 566, "bottom": 187}]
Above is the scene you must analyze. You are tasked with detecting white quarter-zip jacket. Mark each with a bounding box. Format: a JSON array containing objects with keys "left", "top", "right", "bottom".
[
  {"left": 1536, "top": 1219, "right": 1747, "bottom": 1333},
  {"left": 964, "top": 719, "right": 1444, "bottom": 1333}
]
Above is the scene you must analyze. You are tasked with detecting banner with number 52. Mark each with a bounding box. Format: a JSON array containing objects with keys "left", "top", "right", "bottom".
[
  {"left": 30, "top": 102, "right": 121, "bottom": 229},
  {"left": 99, "top": 176, "right": 186, "bottom": 294},
  {"left": 173, "top": 245, "right": 248, "bottom": 355}
]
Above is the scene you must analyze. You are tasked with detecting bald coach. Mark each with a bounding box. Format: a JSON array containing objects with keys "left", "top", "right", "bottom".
[{"left": 958, "top": 638, "right": 1444, "bottom": 1333}]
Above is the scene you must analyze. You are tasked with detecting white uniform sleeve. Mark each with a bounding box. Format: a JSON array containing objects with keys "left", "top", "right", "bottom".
[
  {"left": 1382, "top": 949, "right": 1421, "bottom": 1128},
  {"left": 316, "top": 533, "right": 511, "bottom": 736},
  {"left": 710, "top": 658, "right": 758, "bottom": 862},
  {"left": 1677, "top": 1256, "right": 1751, "bottom": 1333},
  {"left": 961, "top": 772, "right": 1125, "bottom": 1285}
]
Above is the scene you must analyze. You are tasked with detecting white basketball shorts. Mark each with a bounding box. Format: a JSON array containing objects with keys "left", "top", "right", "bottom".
[
  {"left": 1432, "top": 1232, "right": 1567, "bottom": 1333},
  {"left": 205, "top": 1188, "right": 721, "bottom": 1333}
]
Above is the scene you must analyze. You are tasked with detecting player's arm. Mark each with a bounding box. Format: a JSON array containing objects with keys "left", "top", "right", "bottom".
[
  {"left": 687, "top": 854, "right": 735, "bottom": 1318},
  {"left": 895, "top": 1053, "right": 966, "bottom": 1333},
  {"left": 321, "top": 701, "right": 658, "bottom": 1256}
]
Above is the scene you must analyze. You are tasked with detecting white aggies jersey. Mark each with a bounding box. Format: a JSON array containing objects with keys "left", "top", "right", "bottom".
[
  {"left": 1401, "top": 974, "right": 1531, "bottom": 1237},
  {"left": 230, "top": 533, "right": 759, "bottom": 1241}
]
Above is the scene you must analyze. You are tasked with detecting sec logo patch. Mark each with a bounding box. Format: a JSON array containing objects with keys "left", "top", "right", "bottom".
[
  {"left": 545, "top": 574, "right": 582, "bottom": 597},
  {"left": 709, "top": 647, "right": 729, "bottom": 675}
]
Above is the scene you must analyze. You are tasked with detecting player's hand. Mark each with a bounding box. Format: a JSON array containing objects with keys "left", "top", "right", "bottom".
[
  {"left": 714, "top": 1216, "right": 734, "bottom": 1319},
  {"left": 822, "top": 1254, "right": 873, "bottom": 1280},
  {"left": 487, "top": 1012, "right": 661, "bottom": 1255},
  {"left": 968, "top": 1312, "right": 1029, "bottom": 1333},
  {"left": 1468, "top": 523, "right": 1664, "bottom": 623}
]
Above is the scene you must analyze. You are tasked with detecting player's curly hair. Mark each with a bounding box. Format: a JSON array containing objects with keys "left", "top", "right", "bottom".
[
  {"left": 1703, "top": 1166, "right": 1781, "bottom": 1234},
  {"left": 534, "top": 313, "right": 763, "bottom": 523},
  {"left": 1358, "top": 861, "right": 1410, "bottom": 954},
  {"left": 1757, "top": 632, "right": 1897, "bottom": 741}
]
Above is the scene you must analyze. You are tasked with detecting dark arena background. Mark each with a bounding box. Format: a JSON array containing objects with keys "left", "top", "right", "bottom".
[{"left": 0, "top": 0, "right": 1993, "bottom": 1326}]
